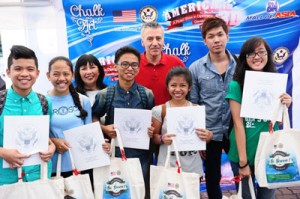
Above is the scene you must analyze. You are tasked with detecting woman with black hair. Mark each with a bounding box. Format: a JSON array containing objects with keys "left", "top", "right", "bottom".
[{"left": 74, "top": 54, "right": 106, "bottom": 105}]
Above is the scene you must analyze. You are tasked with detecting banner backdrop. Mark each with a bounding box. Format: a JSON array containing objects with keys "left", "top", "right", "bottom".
[{"left": 62, "top": 0, "right": 300, "bottom": 120}]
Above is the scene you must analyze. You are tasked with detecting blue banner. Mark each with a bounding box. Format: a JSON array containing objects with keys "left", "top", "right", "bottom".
[{"left": 63, "top": 0, "right": 300, "bottom": 123}]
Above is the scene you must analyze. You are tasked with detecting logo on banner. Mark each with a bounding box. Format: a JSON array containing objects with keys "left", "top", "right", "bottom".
[
  {"left": 140, "top": 6, "right": 158, "bottom": 23},
  {"left": 69, "top": 4, "right": 105, "bottom": 45},
  {"left": 163, "top": 1, "right": 242, "bottom": 30},
  {"left": 273, "top": 47, "right": 289, "bottom": 65},
  {"left": 266, "top": 0, "right": 280, "bottom": 13}
]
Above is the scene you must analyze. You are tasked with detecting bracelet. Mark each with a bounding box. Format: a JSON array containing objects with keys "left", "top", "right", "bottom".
[
  {"left": 159, "top": 134, "right": 164, "bottom": 144},
  {"left": 238, "top": 160, "right": 249, "bottom": 169}
]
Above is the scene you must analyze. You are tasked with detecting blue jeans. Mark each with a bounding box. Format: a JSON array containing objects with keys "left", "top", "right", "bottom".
[{"left": 231, "top": 162, "right": 275, "bottom": 199}]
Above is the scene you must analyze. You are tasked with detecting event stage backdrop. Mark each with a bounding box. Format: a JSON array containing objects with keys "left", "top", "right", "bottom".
[{"left": 62, "top": 0, "right": 300, "bottom": 190}]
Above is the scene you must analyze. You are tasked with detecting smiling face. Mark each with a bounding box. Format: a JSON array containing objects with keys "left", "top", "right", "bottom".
[
  {"left": 115, "top": 53, "right": 140, "bottom": 83},
  {"left": 141, "top": 27, "right": 164, "bottom": 59},
  {"left": 167, "top": 75, "right": 190, "bottom": 102},
  {"left": 204, "top": 26, "right": 229, "bottom": 54},
  {"left": 47, "top": 60, "right": 73, "bottom": 96},
  {"left": 246, "top": 43, "right": 268, "bottom": 71},
  {"left": 79, "top": 62, "right": 100, "bottom": 90},
  {"left": 7, "top": 58, "right": 40, "bottom": 96}
]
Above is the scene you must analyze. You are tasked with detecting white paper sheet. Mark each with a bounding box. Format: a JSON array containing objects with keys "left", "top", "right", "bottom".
[
  {"left": 167, "top": 106, "right": 206, "bottom": 151},
  {"left": 114, "top": 108, "right": 152, "bottom": 150},
  {"left": 63, "top": 122, "right": 110, "bottom": 171},
  {"left": 241, "top": 71, "right": 288, "bottom": 121},
  {"left": 3, "top": 115, "right": 50, "bottom": 168}
]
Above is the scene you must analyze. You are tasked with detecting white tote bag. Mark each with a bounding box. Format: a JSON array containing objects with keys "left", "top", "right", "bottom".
[
  {"left": 150, "top": 140, "right": 200, "bottom": 199},
  {"left": 222, "top": 177, "right": 256, "bottom": 199},
  {"left": 53, "top": 151, "right": 94, "bottom": 199},
  {"left": 0, "top": 161, "right": 64, "bottom": 199},
  {"left": 93, "top": 129, "right": 145, "bottom": 199},
  {"left": 255, "top": 104, "right": 300, "bottom": 188}
]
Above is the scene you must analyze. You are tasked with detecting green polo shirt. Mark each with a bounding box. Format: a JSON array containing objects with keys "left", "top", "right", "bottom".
[
  {"left": 0, "top": 88, "right": 52, "bottom": 185},
  {"left": 225, "top": 81, "right": 278, "bottom": 165}
]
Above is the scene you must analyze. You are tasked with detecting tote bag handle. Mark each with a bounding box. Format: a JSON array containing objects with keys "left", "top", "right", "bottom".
[
  {"left": 237, "top": 176, "right": 256, "bottom": 198},
  {"left": 164, "top": 139, "right": 182, "bottom": 173},
  {"left": 55, "top": 149, "right": 79, "bottom": 178},
  {"left": 111, "top": 128, "right": 127, "bottom": 161},
  {"left": 271, "top": 101, "right": 290, "bottom": 131}
]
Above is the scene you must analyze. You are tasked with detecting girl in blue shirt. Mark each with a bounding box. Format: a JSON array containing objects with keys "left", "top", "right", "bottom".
[{"left": 46, "top": 56, "right": 110, "bottom": 186}]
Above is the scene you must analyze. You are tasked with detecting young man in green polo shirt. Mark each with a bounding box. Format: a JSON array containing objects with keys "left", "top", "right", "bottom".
[{"left": 0, "top": 45, "right": 55, "bottom": 185}]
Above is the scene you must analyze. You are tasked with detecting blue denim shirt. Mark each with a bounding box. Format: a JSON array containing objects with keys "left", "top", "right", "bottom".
[{"left": 189, "top": 51, "right": 237, "bottom": 141}]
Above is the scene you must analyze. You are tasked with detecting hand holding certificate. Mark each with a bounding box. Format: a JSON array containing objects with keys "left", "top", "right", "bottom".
[
  {"left": 241, "top": 71, "right": 288, "bottom": 121},
  {"left": 3, "top": 115, "right": 50, "bottom": 168}
]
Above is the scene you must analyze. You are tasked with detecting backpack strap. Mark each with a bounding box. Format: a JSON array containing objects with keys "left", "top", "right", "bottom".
[
  {"left": 36, "top": 93, "right": 49, "bottom": 115},
  {"left": 136, "top": 85, "right": 148, "bottom": 109},
  {"left": 104, "top": 86, "right": 115, "bottom": 125},
  {"left": 0, "top": 90, "right": 8, "bottom": 116},
  {"left": 161, "top": 103, "right": 166, "bottom": 122}
]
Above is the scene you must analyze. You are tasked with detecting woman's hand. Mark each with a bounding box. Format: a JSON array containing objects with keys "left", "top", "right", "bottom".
[
  {"left": 280, "top": 93, "right": 292, "bottom": 108},
  {"left": 162, "top": 134, "right": 176, "bottom": 145},
  {"left": 40, "top": 140, "right": 56, "bottom": 162},
  {"left": 148, "top": 126, "right": 155, "bottom": 138},
  {"left": 102, "top": 139, "right": 111, "bottom": 155},
  {"left": 196, "top": 128, "right": 213, "bottom": 143},
  {"left": 51, "top": 138, "right": 70, "bottom": 154},
  {"left": 239, "top": 165, "right": 251, "bottom": 179}
]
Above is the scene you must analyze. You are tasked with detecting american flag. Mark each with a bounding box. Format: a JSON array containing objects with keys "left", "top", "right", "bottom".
[{"left": 113, "top": 10, "right": 136, "bottom": 23}]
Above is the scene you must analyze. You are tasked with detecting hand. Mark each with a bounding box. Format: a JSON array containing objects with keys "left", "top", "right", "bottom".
[
  {"left": 239, "top": 165, "right": 251, "bottom": 179},
  {"left": 280, "top": 93, "right": 292, "bottom": 108},
  {"left": 2, "top": 148, "right": 29, "bottom": 169},
  {"left": 40, "top": 140, "right": 56, "bottom": 162},
  {"left": 102, "top": 124, "right": 116, "bottom": 138},
  {"left": 51, "top": 138, "right": 70, "bottom": 154},
  {"left": 162, "top": 134, "right": 176, "bottom": 145},
  {"left": 196, "top": 128, "right": 213, "bottom": 143},
  {"left": 148, "top": 126, "right": 155, "bottom": 138},
  {"left": 102, "top": 139, "right": 111, "bottom": 155}
]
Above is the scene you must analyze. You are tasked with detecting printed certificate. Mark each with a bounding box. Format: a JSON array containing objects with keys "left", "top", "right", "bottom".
[
  {"left": 64, "top": 122, "right": 110, "bottom": 171},
  {"left": 241, "top": 71, "right": 288, "bottom": 121},
  {"left": 114, "top": 108, "right": 152, "bottom": 150},
  {"left": 3, "top": 115, "right": 50, "bottom": 168},
  {"left": 167, "top": 106, "right": 206, "bottom": 151}
]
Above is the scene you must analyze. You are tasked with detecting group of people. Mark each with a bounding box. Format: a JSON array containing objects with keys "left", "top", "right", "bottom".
[{"left": 0, "top": 16, "right": 292, "bottom": 199}]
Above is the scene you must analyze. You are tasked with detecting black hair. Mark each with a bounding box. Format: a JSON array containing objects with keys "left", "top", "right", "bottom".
[
  {"left": 114, "top": 46, "right": 140, "bottom": 64},
  {"left": 166, "top": 66, "right": 192, "bottom": 99},
  {"left": 233, "top": 37, "right": 277, "bottom": 92},
  {"left": 8, "top": 45, "right": 38, "bottom": 69},
  {"left": 74, "top": 54, "right": 106, "bottom": 95},
  {"left": 48, "top": 56, "right": 88, "bottom": 120}
]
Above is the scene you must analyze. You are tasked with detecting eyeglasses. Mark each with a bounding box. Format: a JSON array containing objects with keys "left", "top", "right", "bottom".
[
  {"left": 246, "top": 51, "right": 268, "bottom": 58},
  {"left": 117, "top": 61, "right": 139, "bottom": 69}
]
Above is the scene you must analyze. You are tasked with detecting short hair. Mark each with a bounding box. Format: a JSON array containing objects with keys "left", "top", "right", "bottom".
[
  {"left": 201, "top": 17, "right": 228, "bottom": 39},
  {"left": 141, "top": 22, "right": 164, "bottom": 38},
  {"left": 114, "top": 46, "right": 140, "bottom": 64},
  {"left": 74, "top": 54, "right": 106, "bottom": 94},
  {"left": 7, "top": 45, "right": 38, "bottom": 69}
]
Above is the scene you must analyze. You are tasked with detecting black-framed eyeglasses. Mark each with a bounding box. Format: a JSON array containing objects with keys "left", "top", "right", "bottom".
[
  {"left": 117, "top": 61, "right": 139, "bottom": 69},
  {"left": 246, "top": 51, "right": 268, "bottom": 58}
]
